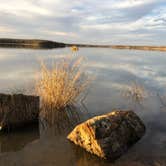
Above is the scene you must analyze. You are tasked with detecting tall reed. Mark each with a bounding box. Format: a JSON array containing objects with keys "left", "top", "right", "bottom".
[{"left": 36, "top": 56, "right": 90, "bottom": 124}]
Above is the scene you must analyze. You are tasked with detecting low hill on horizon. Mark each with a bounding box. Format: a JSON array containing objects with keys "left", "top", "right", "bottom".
[{"left": 0, "top": 38, "right": 166, "bottom": 51}]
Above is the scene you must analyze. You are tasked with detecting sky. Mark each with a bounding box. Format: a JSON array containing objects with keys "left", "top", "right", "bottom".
[{"left": 0, "top": 0, "right": 166, "bottom": 45}]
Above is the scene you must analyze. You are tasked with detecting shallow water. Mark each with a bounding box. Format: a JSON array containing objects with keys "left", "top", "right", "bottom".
[{"left": 0, "top": 47, "right": 166, "bottom": 166}]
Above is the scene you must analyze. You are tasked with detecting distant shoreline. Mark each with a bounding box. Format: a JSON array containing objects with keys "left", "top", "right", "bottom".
[
  {"left": 0, "top": 38, "right": 66, "bottom": 49},
  {"left": 0, "top": 38, "right": 166, "bottom": 51}
]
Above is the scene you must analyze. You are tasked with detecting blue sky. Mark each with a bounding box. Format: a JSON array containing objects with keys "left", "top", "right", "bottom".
[{"left": 0, "top": 0, "right": 165, "bottom": 45}]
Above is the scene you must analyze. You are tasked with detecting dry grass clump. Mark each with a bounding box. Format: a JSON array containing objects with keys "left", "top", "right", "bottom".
[
  {"left": 157, "top": 93, "right": 166, "bottom": 111},
  {"left": 124, "top": 81, "right": 147, "bottom": 106},
  {"left": 71, "top": 46, "right": 79, "bottom": 52},
  {"left": 36, "top": 56, "right": 90, "bottom": 121}
]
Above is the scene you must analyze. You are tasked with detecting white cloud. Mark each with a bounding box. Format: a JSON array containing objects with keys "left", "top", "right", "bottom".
[
  {"left": 111, "top": 0, "right": 156, "bottom": 9},
  {"left": 42, "top": 30, "right": 78, "bottom": 37},
  {"left": 0, "top": 0, "right": 52, "bottom": 16},
  {"left": 0, "top": 26, "right": 15, "bottom": 33},
  {"left": 0, "top": 0, "right": 165, "bottom": 44}
]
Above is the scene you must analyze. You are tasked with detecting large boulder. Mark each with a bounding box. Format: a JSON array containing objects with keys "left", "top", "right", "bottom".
[
  {"left": 67, "top": 110, "right": 145, "bottom": 160},
  {"left": 0, "top": 93, "right": 39, "bottom": 130}
]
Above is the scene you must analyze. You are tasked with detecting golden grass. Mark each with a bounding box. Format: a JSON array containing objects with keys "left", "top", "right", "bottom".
[
  {"left": 36, "top": 56, "right": 90, "bottom": 122},
  {"left": 71, "top": 46, "right": 79, "bottom": 52},
  {"left": 124, "top": 81, "right": 147, "bottom": 106}
]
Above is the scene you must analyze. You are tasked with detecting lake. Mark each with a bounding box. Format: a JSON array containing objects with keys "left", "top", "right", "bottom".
[{"left": 0, "top": 47, "right": 165, "bottom": 166}]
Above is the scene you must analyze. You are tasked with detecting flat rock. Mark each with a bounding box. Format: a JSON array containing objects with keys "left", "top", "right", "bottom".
[{"left": 67, "top": 110, "right": 145, "bottom": 160}]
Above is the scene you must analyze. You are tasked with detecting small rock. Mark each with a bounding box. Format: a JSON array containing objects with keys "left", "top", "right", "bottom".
[{"left": 67, "top": 110, "right": 145, "bottom": 161}]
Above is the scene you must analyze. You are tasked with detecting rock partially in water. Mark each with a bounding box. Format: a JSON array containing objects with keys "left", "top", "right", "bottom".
[
  {"left": 0, "top": 93, "right": 39, "bottom": 131},
  {"left": 67, "top": 110, "right": 145, "bottom": 161}
]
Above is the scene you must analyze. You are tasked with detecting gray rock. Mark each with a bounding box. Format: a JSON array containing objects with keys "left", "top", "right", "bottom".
[{"left": 67, "top": 110, "right": 145, "bottom": 160}]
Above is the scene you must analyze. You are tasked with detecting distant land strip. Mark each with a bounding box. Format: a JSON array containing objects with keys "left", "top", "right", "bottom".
[
  {"left": 0, "top": 38, "right": 66, "bottom": 49},
  {"left": 0, "top": 38, "right": 166, "bottom": 51}
]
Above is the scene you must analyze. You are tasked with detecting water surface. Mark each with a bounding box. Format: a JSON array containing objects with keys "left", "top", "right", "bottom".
[{"left": 0, "top": 47, "right": 165, "bottom": 166}]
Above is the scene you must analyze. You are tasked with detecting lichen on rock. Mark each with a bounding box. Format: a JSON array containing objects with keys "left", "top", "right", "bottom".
[{"left": 67, "top": 110, "right": 145, "bottom": 161}]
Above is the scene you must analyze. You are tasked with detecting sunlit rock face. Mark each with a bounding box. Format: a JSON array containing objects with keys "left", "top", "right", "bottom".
[{"left": 67, "top": 110, "right": 145, "bottom": 161}]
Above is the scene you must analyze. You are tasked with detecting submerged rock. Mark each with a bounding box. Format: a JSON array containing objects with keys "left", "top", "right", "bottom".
[
  {"left": 67, "top": 110, "right": 145, "bottom": 161},
  {"left": 0, "top": 93, "right": 39, "bottom": 131}
]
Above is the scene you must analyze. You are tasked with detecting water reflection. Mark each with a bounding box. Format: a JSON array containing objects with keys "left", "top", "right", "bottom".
[
  {"left": 0, "top": 48, "right": 165, "bottom": 165},
  {"left": 0, "top": 123, "right": 39, "bottom": 153},
  {"left": 39, "top": 105, "right": 89, "bottom": 137}
]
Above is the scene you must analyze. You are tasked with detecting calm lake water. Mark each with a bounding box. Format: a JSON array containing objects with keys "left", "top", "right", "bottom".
[{"left": 0, "top": 47, "right": 166, "bottom": 166}]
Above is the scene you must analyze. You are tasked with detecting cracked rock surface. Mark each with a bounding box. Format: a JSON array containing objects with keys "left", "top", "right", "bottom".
[{"left": 67, "top": 110, "right": 146, "bottom": 161}]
